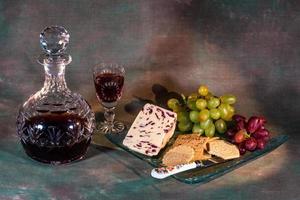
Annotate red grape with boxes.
[232,114,246,122]
[225,128,236,138]
[258,116,267,124]
[259,125,265,130]
[236,120,245,131]
[246,116,264,134]
[256,139,266,150]
[253,128,270,139]
[245,137,257,151]
[262,135,270,142]
[234,129,247,144]
[227,138,236,144]
[238,142,247,155]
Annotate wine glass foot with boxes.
[97,121,125,134]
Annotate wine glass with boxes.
[93,63,125,134]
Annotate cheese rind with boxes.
[123,104,177,156]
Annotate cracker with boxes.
[207,140,240,160]
[172,134,209,162]
[203,137,219,151]
[162,134,226,165]
[162,145,195,166]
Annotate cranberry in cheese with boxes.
[123,104,177,156]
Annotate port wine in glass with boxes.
[93,64,125,134]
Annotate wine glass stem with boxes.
[104,107,115,130]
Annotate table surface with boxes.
[0,1,299,200]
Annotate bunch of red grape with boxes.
[226,115,271,155]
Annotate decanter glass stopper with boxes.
[40,26,70,55]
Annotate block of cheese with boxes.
[123,103,177,156]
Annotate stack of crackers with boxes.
[162,133,239,167]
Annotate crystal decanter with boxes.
[16,26,95,164]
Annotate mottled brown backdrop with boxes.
[0,1,299,200]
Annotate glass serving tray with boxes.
[105,129,288,184]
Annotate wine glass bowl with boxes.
[93,63,125,134]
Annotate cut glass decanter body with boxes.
[16,26,95,164]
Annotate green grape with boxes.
[167,98,180,110]
[172,105,183,113]
[198,85,209,96]
[223,111,234,121]
[220,94,237,105]
[222,104,234,121]
[196,99,207,110]
[205,92,214,100]
[198,109,210,122]
[215,119,227,134]
[210,108,221,120]
[226,104,235,114]
[200,118,213,130]
[226,104,235,121]
[192,123,204,135]
[205,123,215,137]
[207,97,220,109]
[187,100,198,111]
[218,104,229,120]
[177,111,189,122]
[188,93,198,101]
[178,121,193,132]
[189,110,199,123]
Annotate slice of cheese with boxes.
[123,103,177,156]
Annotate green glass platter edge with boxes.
[104,129,288,184]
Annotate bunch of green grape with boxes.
[167,85,237,137]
